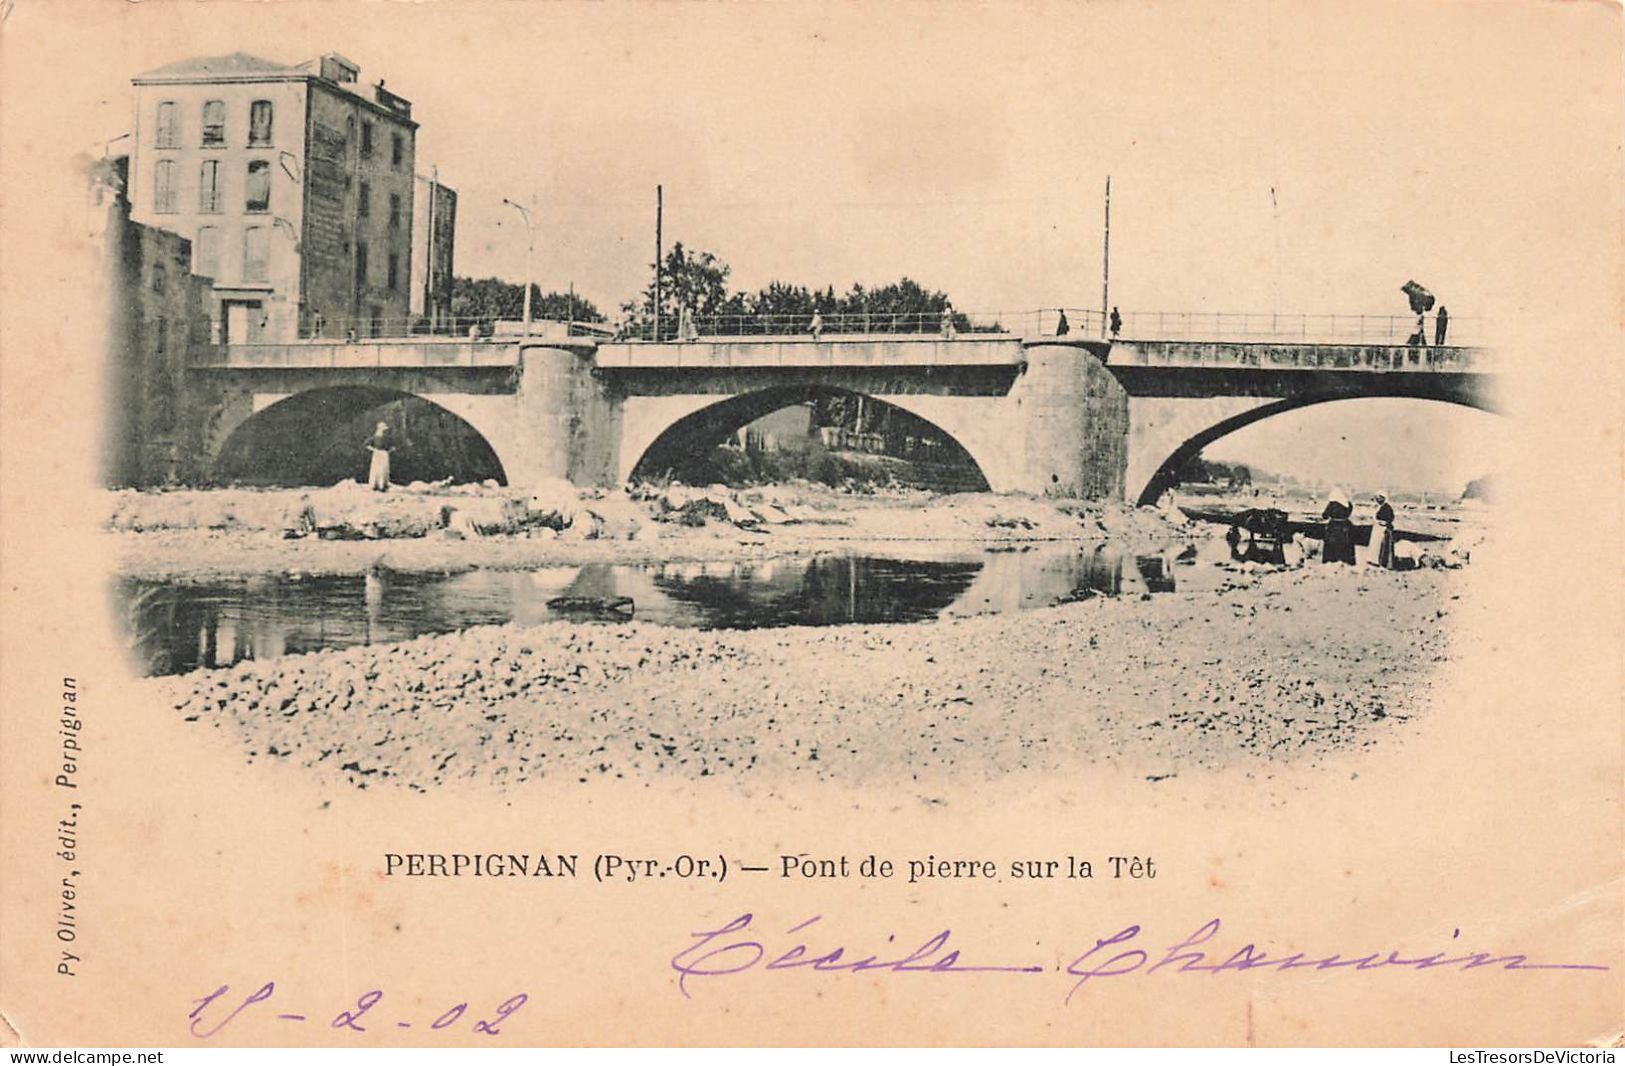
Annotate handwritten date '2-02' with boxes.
[187,983,528,1040]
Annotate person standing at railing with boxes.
[310,309,325,339]
[1110,306,1122,337]
[366,422,393,492]
[809,309,823,340]
[1055,309,1071,336]
[1434,306,1449,346]
[940,305,957,340]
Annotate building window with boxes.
[387,192,400,230]
[355,241,368,290]
[154,317,168,355]
[391,132,404,168]
[153,160,177,213]
[201,100,226,147]
[243,226,268,282]
[151,262,167,292]
[249,100,273,146]
[360,120,374,158]
[194,225,220,278]
[197,161,222,213]
[155,101,178,148]
[387,251,399,291]
[358,181,370,218]
[245,161,270,212]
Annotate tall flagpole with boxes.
[653,185,663,341]
[1100,175,1111,338]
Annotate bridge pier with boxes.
[1007,343,1128,497]
[512,343,618,489]
[883,344,1127,495]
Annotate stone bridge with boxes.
[189,334,1499,502]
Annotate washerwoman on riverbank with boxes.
[367,422,393,492]
[1321,487,1356,564]
[1373,494,1397,568]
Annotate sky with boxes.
[29,0,1622,491]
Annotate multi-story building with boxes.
[410,174,457,331]
[128,52,421,342]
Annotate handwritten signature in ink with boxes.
[670,914,1611,1004]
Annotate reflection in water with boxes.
[651,556,982,628]
[116,546,1179,677]
[1135,553,1177,594]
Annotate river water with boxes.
[116,546,1197,677]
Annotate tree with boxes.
[531,290,604,323]
[449,276,603,333]
[620,243,731,339]
[614,244,978,338]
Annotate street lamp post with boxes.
[501,197,534,337]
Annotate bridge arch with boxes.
[625,384,993,491]
[212,385,511,487]
[1131,387,1501,506]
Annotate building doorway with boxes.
[221,300,265,345]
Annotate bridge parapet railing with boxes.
[290,315,613,341]
[618,310,1030,342]
[621,309,1483,346]
[1111,339,1494,373]
[199,339,520,370]
[248,308,1489,350]
[595,335,1025,369]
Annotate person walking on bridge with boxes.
[809,308,823,340]
[1110,306,1122,337]
[1055,309,1071,336]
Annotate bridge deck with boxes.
[199,339,519,370]
[198,335,1497,377]
[1109,339,1492,374]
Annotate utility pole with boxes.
[1100,175,1111,339]
[426,165,438,331]
[654,185,663,341]
[501,197,534,336]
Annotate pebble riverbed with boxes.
[145,561,1458,792]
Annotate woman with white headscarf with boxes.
[1321,486,1356,565]
[366,421,393,492]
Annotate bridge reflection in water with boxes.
[115,546,1188,677]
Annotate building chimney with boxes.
[317,53,359,84]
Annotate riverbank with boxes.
[143,559,1460,792]
[107,483,1196,579]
